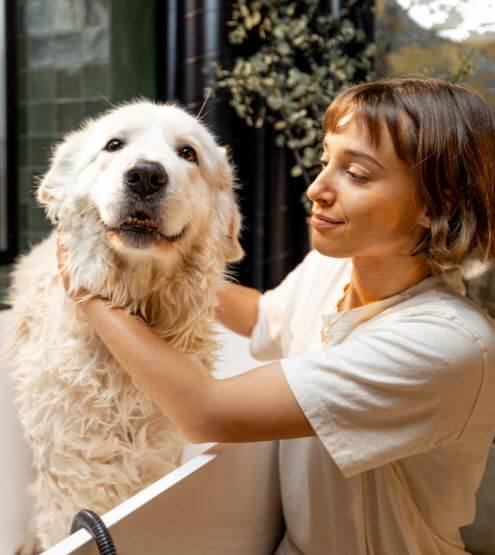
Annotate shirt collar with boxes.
[320,265,465,347]
[324,264,465,320]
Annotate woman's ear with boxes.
[416,207,431,229]
[417,187,457,229]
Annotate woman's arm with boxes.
[58,234,314,444]
[215,282,261,337]
[78,297,215,441]
[78,298,315,444]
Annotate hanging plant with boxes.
[209,0,377,213]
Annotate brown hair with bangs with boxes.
[323,77,495,271]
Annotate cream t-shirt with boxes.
[249,250,495,554]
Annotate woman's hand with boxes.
[56,228,89,302]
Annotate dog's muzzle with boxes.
[104,161,188,249]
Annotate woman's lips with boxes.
[311,214,345,229]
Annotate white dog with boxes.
[6,101,243,549]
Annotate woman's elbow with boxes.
[184,421,214,444]
[183,415,228,444]
[181,384,225,444]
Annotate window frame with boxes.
[0,0,17,264]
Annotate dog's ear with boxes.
[215,146,243,261]
[37,128,87,221]
[216,146,235,189]
[225,194,244,262]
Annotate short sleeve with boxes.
[280,313,484,478]
[249,251,317,360]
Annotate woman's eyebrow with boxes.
[343,149,385,170]
[322,141,386,171]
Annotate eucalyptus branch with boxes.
[209,0,376,202]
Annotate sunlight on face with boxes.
[306,115,430,262]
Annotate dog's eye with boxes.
[178,145,197,163]
[104,138,124,152]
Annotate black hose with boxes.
[70,509,117,555]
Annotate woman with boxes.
[58,77,495,554]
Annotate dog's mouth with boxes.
[104,211,186,247]
[121,214,160,235]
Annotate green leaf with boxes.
[267,95,283,110]
[291,165,303,177]
[213,0,376,194]
[279,42,291,56]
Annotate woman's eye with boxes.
[178,145,197,163]
[104,138,124,152]
[346,170,366,182]
[320,160,328,170]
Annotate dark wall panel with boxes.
[159,1,309,291]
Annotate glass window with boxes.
[376,0,495,110]
[0,0,7,255]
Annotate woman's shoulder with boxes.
[371,282,495,352]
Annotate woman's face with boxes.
[307,116,430,261]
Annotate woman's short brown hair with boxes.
[323,77,495,271]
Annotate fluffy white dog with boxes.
[6,101,243,549]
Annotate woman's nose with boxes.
[306,176,336,205]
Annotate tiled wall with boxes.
[17,0,112,251]
[0,266,10,306]
[1,0,156,307]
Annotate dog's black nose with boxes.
[125,162,168,199]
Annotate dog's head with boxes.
[38,101,243,294]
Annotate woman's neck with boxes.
[344,255,432,310]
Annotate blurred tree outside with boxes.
[376,0,495,107]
